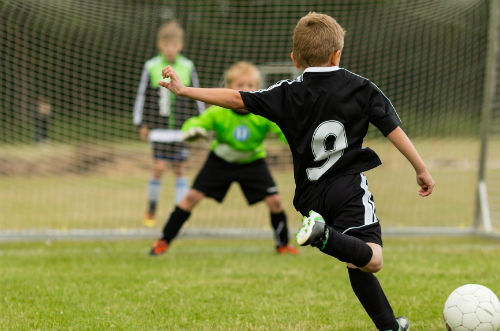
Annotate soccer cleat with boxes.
[143,213,156,227]
[295,210,327,246]
[395,316,410,331]
[149,239,169,256]
[276,245,299,255]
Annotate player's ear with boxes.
[330,50,341,66]
[290,52,301,69]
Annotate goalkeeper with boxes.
[149,61,298,256]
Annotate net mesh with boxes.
[1,0,498,237]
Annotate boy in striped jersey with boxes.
[133,20,204,227]
[149,62,297,256]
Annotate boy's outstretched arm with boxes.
[159,66,247,111]
[387,127,435,197]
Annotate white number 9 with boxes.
[306,120,348,181]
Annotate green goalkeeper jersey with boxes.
[182,105,287,164]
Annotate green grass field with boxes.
[1,237,499,331]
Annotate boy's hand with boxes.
[159,66,185,96]
[182,127,208,142]
[139,125,149,141]
[416,170,435,197]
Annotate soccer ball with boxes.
[443,284,500,331]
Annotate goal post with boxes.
[474,0,500,234]
[1,0,499,241]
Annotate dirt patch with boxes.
[0,143,293,176]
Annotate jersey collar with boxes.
[302,66,340,74]
[159,53,180,65]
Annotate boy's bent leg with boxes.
[362,242,383,273]
[348,267,400,331]
[321,227,374,268]
[144,159,167,226]
[269,210,298,255]
[150,190,204,256]
[150,205,190,256]
[297,211,373,268]
[144,177,161,227]
[264,194,297,254]
[270,210,288,247]
[163,189,204,242]
[172,161,189,204]
[161,205,191,243]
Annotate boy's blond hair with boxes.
[157,20,184,42]
[225,61,261,87]
[293,12,345,68]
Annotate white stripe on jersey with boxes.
[213,143,255,163]
[250,66,341,94]
[360,173,378,226]
[148,129,183,142]
[250,77,300,94]
[342,173,379,234]
[133,66,150,125]
[302,66,340,73]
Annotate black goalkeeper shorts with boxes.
[192,152,279,205]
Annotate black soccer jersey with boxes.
[240,66,401,211]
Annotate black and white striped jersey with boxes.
[240,66,401,211]
[133,54,204,143]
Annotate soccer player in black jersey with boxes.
[158,12,434,331]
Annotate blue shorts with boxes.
[152,142,189,161]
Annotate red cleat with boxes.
[277,245,298,255]
[149,239,169,256]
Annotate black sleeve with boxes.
[239,81,288,124]
[142,84,157,128]
[367,82,401,136]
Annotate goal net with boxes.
[1,0,499,240]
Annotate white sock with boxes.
[174,177,189,204]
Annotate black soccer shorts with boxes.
[152,142,188,161]
[308,173,383,246]
[192,152,279,204]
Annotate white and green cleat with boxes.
[295,210,327,246]
[395,316,409,331]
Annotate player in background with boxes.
[33,96,52,143]
[157,12,434,331]
[149,61,298,256]
[133,20,204,227]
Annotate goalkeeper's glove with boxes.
[182,127,208,142]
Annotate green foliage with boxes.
[0,1,490,143]
[0,237,499,330]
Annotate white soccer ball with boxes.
[443,284,500,331]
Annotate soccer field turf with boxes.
[1,237,499,330]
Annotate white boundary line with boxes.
[0,227,498,242]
